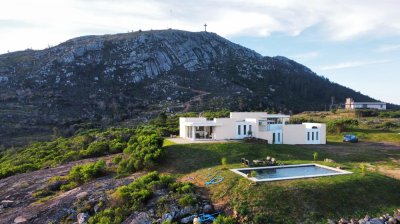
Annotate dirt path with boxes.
[176,85,210,112]
[0,154,144,224]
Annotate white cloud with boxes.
[1,0,400,53]
[318,59,390,70]
[375,44,400,53]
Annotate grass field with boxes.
[327,128,400,144]
[159,141,400,223]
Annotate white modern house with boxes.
[345,98,386,110]
[179,112,326,144]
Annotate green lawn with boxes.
[327,128,400,144]
[159,142,400,223]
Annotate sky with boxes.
[1,0,399,104]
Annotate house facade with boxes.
[179,112,326,144]
[345,98,386,110]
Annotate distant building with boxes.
[179,112,326,144]
[345,98,386,110]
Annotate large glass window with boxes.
[316,132,319,140]
[238,125,241,135]
[244,125,247,136]
[307,132,310,141]
[312,132,314,141]
[278,133,280,142]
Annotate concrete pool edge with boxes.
[230,163,353,182]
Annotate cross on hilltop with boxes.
[204,24,207,32]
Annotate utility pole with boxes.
[204,23,207,32]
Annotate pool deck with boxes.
[230,164,353,182]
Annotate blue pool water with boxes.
[237,165,342,180]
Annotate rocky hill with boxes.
[0,29,384,146]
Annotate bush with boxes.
[112,155,123,165]
[355,109,379,117]
[67,160,106,184]
[91,172,194,224]
[116,131,165,176]
[80,141,110,157]
[0,128,135,179]
[379,110,400,118]
[213,215,235,224]
[111,171,160,209]
[380,121,399,130]
[221,157,228,166]
[313,152,319,161]
[327,118,358,133]
[178,194,196,207]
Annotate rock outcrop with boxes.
[0,29,381,147]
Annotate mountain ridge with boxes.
[0,29,393,146]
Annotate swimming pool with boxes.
[230,164,352,182]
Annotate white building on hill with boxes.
[345,98,386,110]
[179,112,326,144]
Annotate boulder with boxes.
[14,216,27,223]
[388,217,397,224]
[369,218,384,224]
[129,212,152,224]
[358,220,367,224]
[76,192,89,200]
[94,204,101,213]
[77,212,90,224]
[203,204,213,214]
[161,213,173,223]
[179,205,195,217]
[1,200,14,208]
[180,215,195,224]
[350,218,359,224]
[170,206,180,219]
[339,218,349,224]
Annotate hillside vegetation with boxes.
[3,29,396,148]
[161,142,400,223]
[0,126,165,179]
[292,109,400,144]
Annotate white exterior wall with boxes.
[283,123,326,145]
[179,113,326,144]
[353,103,386,110]
[212,118,237,139]
[345,98,386,110]
[179,117,208,139]
[282,125,307,144]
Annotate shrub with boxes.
[116,132,165,176]
[67,160,106,184]
[327,118,358,133]
[178,194,196,207]
[213,215,235,224]
[360,163,367,175]
[379,110,400,118]
[313,152,319,161]
[221,157,228,166]
[109,141,126,153]
[80,141,110,157]
[112,155,123,165]
[0,128,135,180]
[381,121,399,130]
